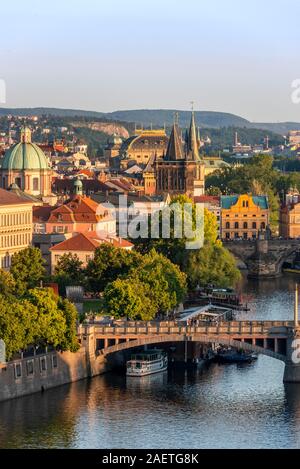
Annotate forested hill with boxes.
[0,107,299,134]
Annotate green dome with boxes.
[1,142,49,170]
[1,127,49,171]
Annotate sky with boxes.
[1,0,300,122]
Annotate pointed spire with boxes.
[186,110,200,161]
[165,123,184,161]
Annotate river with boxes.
[1,274,300,449]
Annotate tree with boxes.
[104,278,156,320]
[0,270,15,297]
[26,288,67,348]
[86,244,142,292]
[132,249,187,314]
[187,243,241,289]
[57,298,80,352]
[10,247,46,296]
[0,295,38,360]
[54,253,84,282]
[53,253,85,295]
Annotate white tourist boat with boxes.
[126,350,168,377]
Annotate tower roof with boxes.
[186,111,200,161]
[164,123,183,161]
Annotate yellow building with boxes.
[0,188,33,269]
[221,194,269,240]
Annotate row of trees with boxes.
[54,247,187,320]
[0,248,79,360]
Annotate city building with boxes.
[155,112,205,198]
[279,189,300,238]
[220,194,269,240]
[194,195,221,235]
[289,130,300,146]
[0,188,34,269]
[120,129,169,169]
[0,127,53,197]
[33,179,116,236]
[49,231,133,273]
[104,134,123,168]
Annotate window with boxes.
[242,200,249,208]
[234,222,239,229]
[15,177,22,188]
[52,355,58,369]
[33,178,39,191]
[26,360,34,376]
[225,232,230,239]
[14,363,22,379]
[234,232,239,238]
[252,222,257,229]
[243,233,248,239]
[243,222,248,229]
[226,222,230,229]
[40,357,47,372]
[261,222,266,229]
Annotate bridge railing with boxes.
[82,320,292,338]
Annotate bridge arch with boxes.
[98,335,286,363]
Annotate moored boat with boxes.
[216,349,258,364]
[126,350,168,377]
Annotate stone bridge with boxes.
[78,319,300,383]
[224,238,300,278]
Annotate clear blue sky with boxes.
[1,0,300,121]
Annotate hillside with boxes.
[0,107,299,135]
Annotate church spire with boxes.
[186,109,200,161]
[165,121,183,161]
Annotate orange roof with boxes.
[0,188,34,206]
[47,195,112,224]
[50,232,133,252]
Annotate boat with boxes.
[216,349,258,364]
[126,349,168,377]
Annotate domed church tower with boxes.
[0,127,53,197]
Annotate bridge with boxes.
[79,315,300,383]
[224,238,300,278]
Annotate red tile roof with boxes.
[0,188,34,206]
[50,231,133,252]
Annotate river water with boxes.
[1,274,300,449]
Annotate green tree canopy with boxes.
[85,244,142,292]
[132,249,187,314]
[10,247,46,296]
[0,269,16,297]
[104,278,156,320]
[187,243,241,289]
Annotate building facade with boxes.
[155,112,205,198]
[0,189,33,269]
[221,194,269,240]
[279,190,300,238]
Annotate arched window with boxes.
[226,222,230,229]
[243,222,248,229]
[234,222,239,229]
[252,222,257,229]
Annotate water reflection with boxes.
[0,274,300,448]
